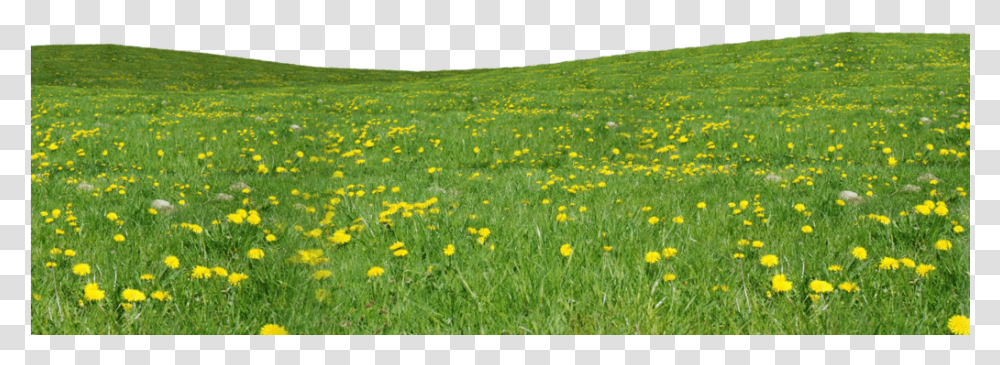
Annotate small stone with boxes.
[838,191,864,205]
[939,91,945,95]
[885,109,893,114]
[764,174,782,183]
[472,97,478,101]
[917,173,940,183]
[570,113,580,118]
[76,183,94,191]
[289,124,302,132]
[151,199,178,214]
[606,121,618,129]
[814,62,821,66]
[958,109,967,114]
[317,99,323,103]
[902,184,921,193]
[920,117,931,123]
[949,114,959,119]
[628,95,634,99]
[784,93,790,97]
[255,116,263,121]
[294,203,307,210]
[229,182,252,191]
[214,193,234,201]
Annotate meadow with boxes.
[29,32,970,335]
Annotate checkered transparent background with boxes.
[3,0,997,364]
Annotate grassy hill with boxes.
[30,32,971,335]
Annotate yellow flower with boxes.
[838,282,858,293]
[393,249,409,257]
[141,274,155,281]
[899,258,916,268]
[663,273,676,282]
[878,257,900,270]
[852,247,867,260]
[760,255,779,268]
[733,253,745,259]
[948,315,970,335]
[247,248,265,260]
[72,263,91,276]
[64,249,76,257]
[560,244,573,257]
[106,212,118,221]
[556,213,568,222]
[150,291,172,301]
[828,265,842,272]
[45,262,57,268]
[916,264,936,277]
[367,266,385,278]
[751,240,764,248]
[190,266,212,279]
[648,216,660,225]
[328,229,351,244]
[226,214,244,224]
[121,289,146,302]
[211,267,228,277]
[801,225,813,234]
[83,283,105,301]
[389,242,405,251]
[602,246,613,252]
[672,216,683,224]
[644,251,662,264]
[260,324,289,335]
[809,280,834,293]
[793,204,805,212]
[696,202,706,209]
[113,234,125,242]
[312,270,333,280]
[265,234,277,242]
[228,273,248,286]
[247,214,261,225]
[935,239,952,251]
[771,274,792,293]
[443,244,455,256]
[164,255,180,269]
[661,247,678,259]
[954,225,965,233]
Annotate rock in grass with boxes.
[920,117,932,124]
[229,182,251,191]
[289,124,303,132]
[764,174,782,183]
[151,199,177,214]
[902,184,922,193]
[214,193,234,201]
[76,183,94,191]
[838,191,864,205]
[606,121,618,129]
[917,173,940,183]
[570,113,580,118]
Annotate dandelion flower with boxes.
[852,247,867,260]
[760,255,779,268]
[106,212,118,221]
[444,244,455,256]
[63,249,76,257]
[260,324,289,335]
[809,280,834,293]
[211,267,228,277]
[672,216,684,224]
[141,274,155,281]
[752,240,764,248]
[733,253,745,259]
[164,255,180,269]
[828,265,843,272]
[644,251,662,264]
[393,249,409,257]
[247,214,261,225]
[83,283,105,301]
[190,266,212,279]
[228,273,248,286]
[556,213,568,222]
[602,246,613,252]
[953,226,965,234]
[935,240,952,251]
[662,247,678,259]
[389,242,405,251]
[948,315,971,335]
[367,266,385,278]
[121,289,146,302]
[916,264,936,277]
[794,204,805,212]
[663,274,676,282]
[899,258,916,268]
[312,270,333,280]
[801,225,813,234]
[648,216,660,225]
[771,274,793,293]
[838,282,858,293]
[878,257,900,270]
[226,214,244,224]
[150,291,172,301]
[265,234,277,242]
[696,202,706,209]
[560,244,573,257]
[72,263,91,276]
[247,248,265,260]
[113,234,125,242]
[328,229,351,244]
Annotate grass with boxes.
[30,32,970,335]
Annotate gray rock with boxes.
[605,121,618,129]
[764,174,782,183]
[214,193,234,201]
[76,183,94,191]
[902,184,921,193]
[151,199,177,214]
[289,124,303,132]
[839,191,864,205]
[229,182,251,191]
[917,173,940,183]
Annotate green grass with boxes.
[30,32,970,335]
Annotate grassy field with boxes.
[30,32,970,335]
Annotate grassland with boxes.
[30,32,970,335]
